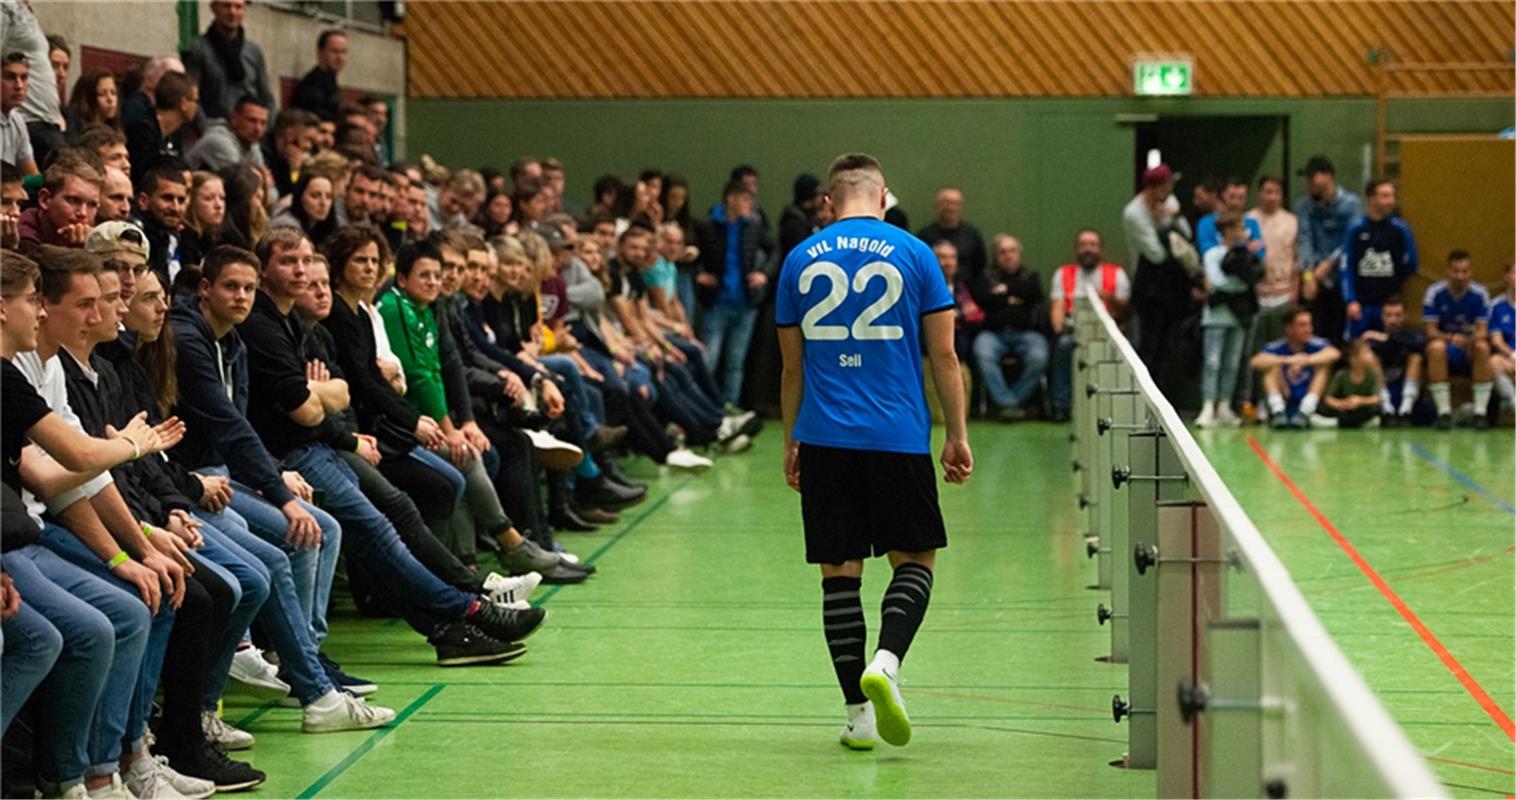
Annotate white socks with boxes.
[1495,372,1516,406]
[1474,382,1492,413]
[1298,394,1319,416]
[871,649,901,677]
[1400,379,1419,414]
[1432,383,1452,416]
[1380,388,1395,414]
[1267,393,1286,416]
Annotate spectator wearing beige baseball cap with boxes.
[85,219,149,302]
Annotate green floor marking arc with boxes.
[297,684,446,799]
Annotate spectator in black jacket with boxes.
[918,186,988,285]
[970,234,1048,422]
[180,0,274,121]
[290,30,347,123]
[131,162,188,290]
[122,71,195,178]
[778,173,823,262]
[54,262,259,789]
[695,181,775,407]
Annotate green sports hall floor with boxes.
[219,423,1514,798]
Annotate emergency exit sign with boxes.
[1134,59,1193,96]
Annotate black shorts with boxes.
[798,443,947,565]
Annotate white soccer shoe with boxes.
[839,702,877,751]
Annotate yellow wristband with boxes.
[1302,271,1315,282]
[141,523,153,539]
[108,551,130,569]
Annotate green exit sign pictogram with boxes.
[1134,59,1193,96]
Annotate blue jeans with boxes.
[201,465,342,645]
[1,593,62,733]
[676,270,696,327]
[36,526,172,772]
[1202,325,1245,404]
[192,507,335,705]
[3,543,134,789]
[409,447,466,504]
[1050,331,1077,414]
[973,329,1049,409]
[192,520,271,707]
[540,353,603,433]
[283,444,474,635]
[696,304,758,406]
[25,528,158,779]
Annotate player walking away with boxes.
[776,153,973,750]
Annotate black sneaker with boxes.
[470,602,549,643]
[318,652,378,695]
[430,621,525,667]
[575,475,645,511]
[1473,413,1491,431]
[173,740,267,792]
[1435,413,1454,430]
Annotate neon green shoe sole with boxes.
[839,732,876,751]
[859,673,911,746]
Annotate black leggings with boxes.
[156,557,234,759]
[476,418,546,542]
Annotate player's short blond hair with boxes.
[825,153,885,204]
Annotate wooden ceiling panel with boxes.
[403,1,1516,99]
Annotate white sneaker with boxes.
[1194,404,1217,429]
[716,416,743,442]
[483,571,541,609]
[302,690,397,733]
[84,774,134,799]
[1216,405,1241,428]
[839,702,876,750]
[202,709,255,750]
[229,647,291,698]
[664,448,712,473]
[1308,413,1338,429]
[717,433,752,454]
[522,428,583,470]
[124,755,195,799]
[151,759,213,800]
[859,656,911,746]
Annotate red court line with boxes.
[1246,437,1516,742]
[1423,755,1516,777]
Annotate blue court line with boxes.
[1410,443,1516,515]
[297,683,445,798]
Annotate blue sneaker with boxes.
[318,652,377,696]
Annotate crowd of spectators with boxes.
[0,4,782,796]
[1,3,1512,796]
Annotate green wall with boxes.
[407,97,1512,276]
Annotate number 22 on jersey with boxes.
[798,261,904,341]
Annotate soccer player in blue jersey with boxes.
[1341,179,1418,341]
[776,153,972,751]
[1489,260,1514,412]
[1250,306,1340,428]
[1423,249,1492,430]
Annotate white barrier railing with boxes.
[1072,286,1445,798]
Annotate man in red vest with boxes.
[1049,229,1131,421]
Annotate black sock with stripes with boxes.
[821,576,868,705]
[877,562,933,663]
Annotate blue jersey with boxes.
[776,216,954,455]
[1489,294,1515,345]
[1263,336,1333,395]
[1421,280,1490,334]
